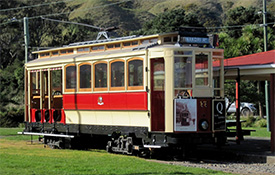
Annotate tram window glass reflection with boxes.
[80,64,91,89]
[65,65,76,90]
[31,72,40,95]
[111,61,124,87]
[195,53,209,86]
[95,63,107,88]
[52,70,62,94]
[174,57,192,88]
[213,58,221,88]
[128,59,143,87]
[153,61,165,91]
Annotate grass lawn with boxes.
[0,127,24,136]
[227,126,271,138]
[0,128,232,175]
[243,127,271,138]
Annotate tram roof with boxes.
[32,33,168,54]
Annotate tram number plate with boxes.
[213,100,226,131]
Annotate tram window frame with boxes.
[31,71,40,96]
[127,58,144,90]
[77,47,90,53]
[213,55,223,97]
[52,51,59,56]
[78,63,92,92]
[65,64,77,92]
[195,53,210,87]
[60,49,74,55]
[94,61,108,91]
[92,45,105,52]
[174,56,193,89]
[123,41,139,48]
[40,52,50,58]
[110,59,125,91]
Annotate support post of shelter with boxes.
[270,74,275,153]
[236,69,242,144]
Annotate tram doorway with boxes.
[150,58,165,131]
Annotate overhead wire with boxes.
[0,0,74,12]
[0,0,133,26]
[40,17,102,30]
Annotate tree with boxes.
[131,9,203,35]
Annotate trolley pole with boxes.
[262,0,270,130]
[23,17,29,122]
[23,17,29,63]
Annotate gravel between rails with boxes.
[148,159,275,175]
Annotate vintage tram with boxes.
[20,28,226,156]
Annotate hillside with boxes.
[66,0,265,32]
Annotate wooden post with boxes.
[270,74,275,153]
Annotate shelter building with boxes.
[224,50,275,152]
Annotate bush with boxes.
[0,107,24,127]
[254,118,267,127]
[241,116,255,127]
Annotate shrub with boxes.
[254,118,267,127]
[241,116,255,127]
[0,107,24,127]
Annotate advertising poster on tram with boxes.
[174,99,197,131]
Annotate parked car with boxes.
[225,98,257,116]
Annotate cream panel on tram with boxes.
[65,110,149,127]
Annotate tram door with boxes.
[150,58,165,131]
[51,69,63,122]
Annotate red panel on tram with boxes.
[63,92,147,111]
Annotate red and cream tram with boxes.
[20,28,226,155]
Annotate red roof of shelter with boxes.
[224,50,275,67]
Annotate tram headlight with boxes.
[200,120,209,130]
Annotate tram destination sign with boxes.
[180,36,209,45]
[213,100,226,131]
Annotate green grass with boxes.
[0,138,232,175]
[0,127,39,141]
[228,126,271,138]
[243,127,271,138]
[0,127,24,136]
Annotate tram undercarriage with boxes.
[21,122,227,158]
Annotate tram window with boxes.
[128,59,143,89]
[195,53,209,86]
[164,37,172,43]
[61,49,73,55]
[52,70,62,94]
[123,42,131,47]
[92,46,104,51]
[174,57,192,88]
[77,47,89,53]
[107,44,114,49]
[79,64,91,89]
[213,58,221,88]
[40,52,50,58]
[153,61,165,91]
[174,51,192,55]
[67,49,73,54]
[115,43,120,48]
[132,41,138,46]
[31,72,40,95]
[94,63,107,90]
[65,65,76,91]
[52,51,59,56]
[110,61,124,89]
[43,71,48,95]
